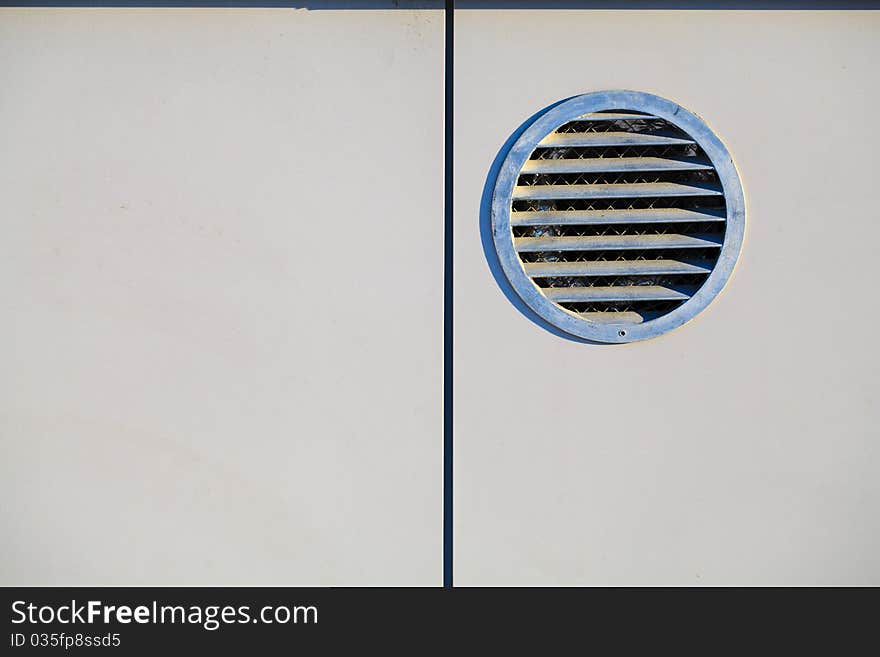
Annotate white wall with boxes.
[454,9,880,585]
[3,5,878,588]
[0,6,444,585]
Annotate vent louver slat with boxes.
[521,156,714,174]
[513,182,723,201]
[574,112,657,121]
[514,234,723,252]
[537,132,696,148]
[524,259,714,277]
[490,91,745,342]
[509,207,726,226]
[577,311,665,325]
[544,285,696,303]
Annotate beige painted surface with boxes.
[454,10,880,585]
[0,7,444,585]
[4,6,878,588]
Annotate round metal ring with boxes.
[490,90,746,343]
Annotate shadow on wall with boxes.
[478,97,610,346]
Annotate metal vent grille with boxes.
[491,92,745,343]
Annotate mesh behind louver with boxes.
[511,110,727,327]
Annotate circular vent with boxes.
[491,91,745,343]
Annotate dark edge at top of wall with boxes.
[2,1,880,10]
